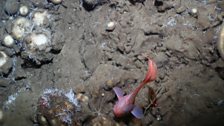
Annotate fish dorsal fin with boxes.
[131,106,144,119]
[113,87,124,98]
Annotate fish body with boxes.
[113,59,157,119]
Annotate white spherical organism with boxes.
[0,51,8,68]
[12,17,31,40]
[189,8,198,17]
[106,21,116,31]
[25,32,51,51]
[32,10,49,26]
[19,5,29,16]
[191,8,197,14]
[3,35,14,47]
[49,0,62,4]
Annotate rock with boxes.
[37,89,81,126]
[197,7,211,30]
[165,35,183,52]
[87,64,141,90]
[30,0,47,8]
[215,67,224,80]
[0,77,11,87]
[154,52,168,68]
[4,0,19,15]
[83,45,102,72]
[175,6,186,14]
[0,51,12,75]
[217,0,224,11]
[83,0,98,6]
[90,116,115,126]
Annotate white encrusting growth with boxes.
[32,10,50,26]
[25,32,51,51]
[0,51,8,67]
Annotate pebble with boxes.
[0,51,13,75]
[37,115,48,126]
[0,77,11,87]
[4,0,19,15]
[175,6,186,14]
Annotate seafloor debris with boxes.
[36,89,80,126]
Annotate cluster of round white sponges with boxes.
[9,8,52,51]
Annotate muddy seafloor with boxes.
[0,0,224,126]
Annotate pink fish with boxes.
[113,58,157,119]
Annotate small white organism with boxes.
[12,17,32,40]
[3,35,14,47]
[106,21,116,31]
[189,8,198,18]
[19,5,29,16]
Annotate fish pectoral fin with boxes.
[125,104,134,112]
[131,106,144,119]
[113,87,124,98]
